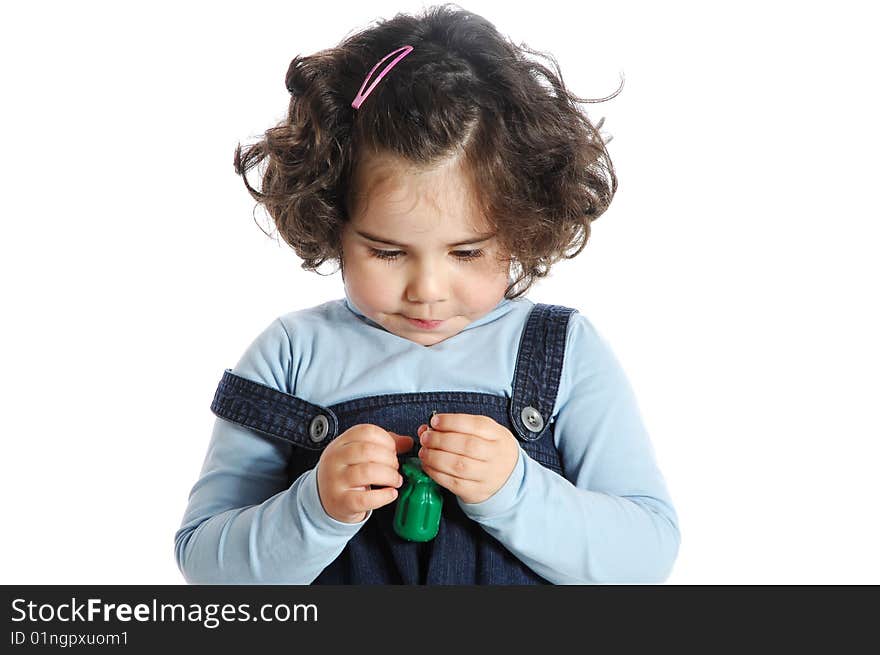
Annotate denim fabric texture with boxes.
[210,303,577,584]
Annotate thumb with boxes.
[388,431,415,453]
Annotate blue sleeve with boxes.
[173,318,369,584]
[459,313,681,583]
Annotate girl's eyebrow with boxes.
[355,229,496,248]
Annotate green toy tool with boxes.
[393,457,443,542]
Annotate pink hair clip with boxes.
[351,45,414,110]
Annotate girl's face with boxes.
[340,152,511,347]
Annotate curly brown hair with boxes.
[233,3,621,299]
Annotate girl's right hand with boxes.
[316,424,414,524]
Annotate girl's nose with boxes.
[406,261,448,305]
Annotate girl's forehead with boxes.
[351,153,487,230]
[354,201,491,243]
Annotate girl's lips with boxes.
[404,316,445,330]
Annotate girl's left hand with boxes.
[417,413,520,505]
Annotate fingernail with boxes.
[421,430,430,444]
[431,415,439,427]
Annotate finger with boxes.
[429,413,497,440]
[338,441,400,468]
[421,462,480,498]
[340,426,399,449]
[347,486,399,512]
[420,429,490,461]
[388,432,415,454]
[344,462,404,490]
[419,446,481,481]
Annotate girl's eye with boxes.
[453,249,484,261]
[368,248,484,262]
[369,249,404,261]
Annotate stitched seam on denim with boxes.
[215,411,299,443]
[540,307,576,422]
[210,405,308,447]
[222,419,325,450]
[210,397,314,441]
[218,370,323,418]
[215,393,316,422]
[514,304,556,440]
[213,389,315,423]
[211,371,335,448]
[510,305,577,444]
[329,391,507,414]
[523,451,562,473]
[509,305,535,405]
[510,304,544,438]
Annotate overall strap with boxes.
[509,303,578,442]
[210,369,338,450]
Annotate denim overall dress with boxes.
[210,303,577,584]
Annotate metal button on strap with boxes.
[521,406,544,433]
[309,415,329,443]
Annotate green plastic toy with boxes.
[393,457,443,542]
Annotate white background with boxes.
[2,0,878,584]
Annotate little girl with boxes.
[175,4,680,584]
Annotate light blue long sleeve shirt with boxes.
[175,292,680,584]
